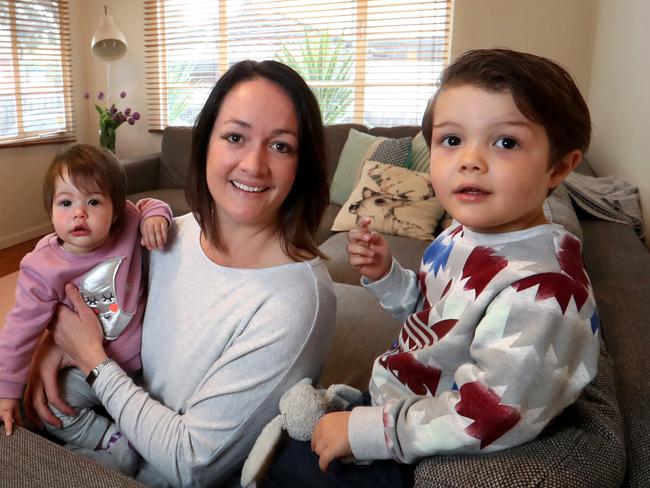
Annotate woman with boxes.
[27,60,336,487]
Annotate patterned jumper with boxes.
[348,223,599,463]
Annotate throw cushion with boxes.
[331,160,445,240]
[407,131,430,173]
[329,129,412,205]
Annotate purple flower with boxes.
[84,92,90,99]
[132,112,140,120]
[120,91,127,99]
[98,91,105,101]
[127,117,135,125]
[124,108,131,116]
[109,105,118,115]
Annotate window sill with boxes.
[0,135,77,149]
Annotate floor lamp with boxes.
[91,5,128,102]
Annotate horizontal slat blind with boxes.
[0,0,76,147]
[145,0,450,130]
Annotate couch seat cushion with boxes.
[319,283,401,390]
[320,232,430,285]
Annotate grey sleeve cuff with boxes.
[348,406,392,461]
[92,360,127,395]
[361,258,419,321]
[362,258,409,299]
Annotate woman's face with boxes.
[206,77,299,234]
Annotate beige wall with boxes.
[588,0,650,248]
[0,0,91,248]
[451,0,598,96]
[1,0,648,250]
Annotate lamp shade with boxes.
[91,10,127,61]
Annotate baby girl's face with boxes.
[51,167,114,254]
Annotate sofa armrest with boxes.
[0,425,146,486]
[580,218,650,487]
[121,153,161,195]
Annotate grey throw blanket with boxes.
[564,172,645,239]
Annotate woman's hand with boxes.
[24,333,76,429]
[49,283,108,376]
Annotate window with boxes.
[0,0,75,147]
[145,0,451,130]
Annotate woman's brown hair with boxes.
[186,60,329,260]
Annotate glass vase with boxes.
[99,126,116,153]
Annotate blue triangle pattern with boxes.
[422,238,454,276]
[590,311,600,335]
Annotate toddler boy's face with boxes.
[428,84,568,234]
[51,167,114,254]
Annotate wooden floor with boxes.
[0,236,42,277]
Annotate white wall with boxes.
[588,0,650,248]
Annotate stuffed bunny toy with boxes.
[240,378,363,487]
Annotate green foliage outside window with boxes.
[277,27,354,124]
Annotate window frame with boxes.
[0,0,76,148]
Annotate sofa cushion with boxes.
[407,131,430,173]
[319,283,401,390]
[544,182,583,241]
[320,231,430,285]
[330,129,413,205]
[314,203,341,246]
[324,123,368,183]
[580,219,650,485]
[332,160,445,240]
[159,126,193,189]
[128,189,190,217]
[414,340,626,488]
[1,426,147,487]
[367,125,421,139]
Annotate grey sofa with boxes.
[107,126,650,486]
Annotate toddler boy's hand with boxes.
[141,216,168,250]
[347,217,392,282]
[0,397,22,436]
[312,411,353,472]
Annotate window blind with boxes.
[144,0,451,130]
[0,0,75,147]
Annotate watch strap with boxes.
[85,358,113,386]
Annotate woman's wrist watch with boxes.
[85,358,113,386]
